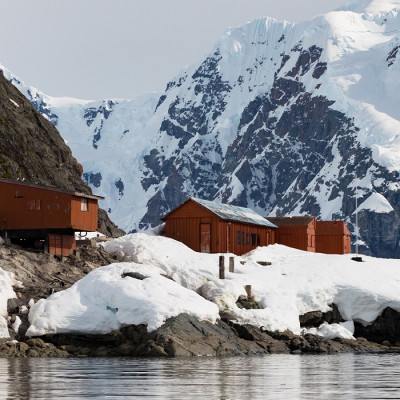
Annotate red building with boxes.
[163,197,277,256]
[266,216,316,252]
[0,178,104,256]
[315,221,351,254]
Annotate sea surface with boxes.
[1,353,400,399]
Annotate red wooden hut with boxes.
[162,197,277,256]
[0,178,104,256]
[265,216,316,252]
[315,221,351,254]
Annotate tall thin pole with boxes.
[355,175,359,255]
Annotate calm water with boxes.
[1,353,400,399]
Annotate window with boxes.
[81,198,88,212]
[27,199,41,211]
[237,231,261,246]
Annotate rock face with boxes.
[3,3,400,257]
[98,209,125,238]
[354,307,400,345]
[0,72,87,192]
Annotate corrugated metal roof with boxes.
[266,216,315,226]
[0,178,104,200]
[191,197,278,228]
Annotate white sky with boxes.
[0,0,347,100]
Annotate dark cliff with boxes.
[0,71,88,192]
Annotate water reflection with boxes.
[0,354,400,399]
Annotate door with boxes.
[48,234,62,256]
[200,223,211,253]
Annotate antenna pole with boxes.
[355,175,359,255]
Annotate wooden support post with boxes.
[245,285,252,298]
[229,256,235,273]
[219,255,225,279]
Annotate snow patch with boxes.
[0,268,18,338]
[355,192,394,213]
[9,99,19,108]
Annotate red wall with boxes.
[71,197,98,232]
[0,180,98,232]
[315,221,351,254]
[275,224,316,252]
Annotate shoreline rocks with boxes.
[0,313,396,358]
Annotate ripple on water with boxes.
[1,353,400,399]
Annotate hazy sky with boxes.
[0,0,347,100]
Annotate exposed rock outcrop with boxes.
[0,71,87,193]
[300,304,344,328]
[98,208,125,238]
[5,313,387,358]
[354,307,400,345]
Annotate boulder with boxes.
[299,304,344,328]
[354,307,400,344]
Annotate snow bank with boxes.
[303,321,356,340]
[101,233,242,291]
[27,234,400,340]
[0,268,18,338]
[26,262,219,336]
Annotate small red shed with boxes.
[266,216,316,252]
[162,197,277,256]
[0,178,104,256]
[315,221,351,254]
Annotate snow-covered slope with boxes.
[27,233,400,339]
[2,0,400,257]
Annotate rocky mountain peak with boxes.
[2,2,400,257]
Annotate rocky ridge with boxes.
[0,72,87,192]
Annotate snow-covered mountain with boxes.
[2,0,400,258]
